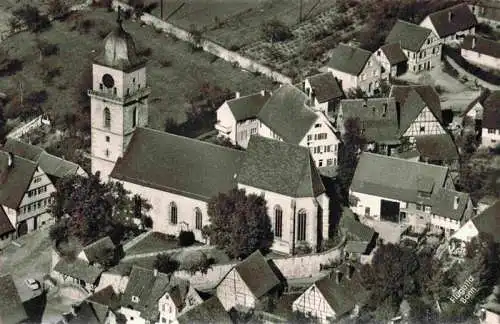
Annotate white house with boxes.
[350,153,473,236]
[420,3,477,45]
[470,0,500,26]
[386,20,441,73]
[325,44,382,96]
[0,150,56,247]
[91,18,332,255]
[479,90,500,148]
[303,72,345,115]
[216,250,281,312]
[292,265,369,323]
[462,35,500,70]
[374,43,408,79]
[452,199,500,244]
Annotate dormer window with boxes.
[132,296,140,303]
[418,191,431,198]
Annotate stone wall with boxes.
[111,1,292,84]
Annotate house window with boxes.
[132,296,140,303]
[420,126,425,132]
[307,134,312,141]
[416,204,423,211]
[274,206,283,238]
[488,129,496,134]
[297,210,307,241]
[169,202,177,224]
[324,145,332,152]
[99,83,103,90]
[327,159,333,166]
[132,107,137,128]
[315,123,321,128]
[365,207,370,216]
[318,159,323,167]
[424,206,431,213]
[105,136,110,142]
[113,87,117,96]
[195,208,202,230]
[104,108,111,128]
[162,318,166,323]
[250,128,257,135]
[34,176,41,184]
[105,149,109,157]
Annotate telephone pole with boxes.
[299,0,303,23]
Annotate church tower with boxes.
[89,9,150,181]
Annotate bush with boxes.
[137,47,152,57]
[295,242,313,255]
[178,230,195,247]
[48,0,70,20]
[38,41,59,57]
[12,5,51,33]
[154,253,179,274]
[78,19,94,34]
[159,59,171,67]
[49,222,68,243]
[229,44,241,51]
[181,251,215,274]
[261,19,293,42]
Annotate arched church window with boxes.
[297,209,307,241]
[104,108,111,128]
[170,202,178,225]
[132,107,137,128]
[195,208,202,230]
[274,205,283,238]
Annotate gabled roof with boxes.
[379,43,408,65]
[54,258,104,284]
[0,206,14,236]
[415,134,459,161]
[425,3,477,38]
[0,151,37,209]
[257,84,317,144]
[386,20,432,52]
[232,250,280,299]
[67,302,101,324]
[3,139,85,178]
[339,98,400,143]
[306,72,345,103]
[472,200,500,243]
[238,136,325,198]
[351,153,449,204]
[0,274,28,324]
[340,207,375,242]
[177,297,232,324]
[462,88,491,117]
[481,90,500,129]
[110,128,244,202]
[226,91,271,122]
[86,286,120,311]
[82,236,116,264]
[326,44,373,76]
[430,188,470,222]
[462,35,500,59]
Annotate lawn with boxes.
[125,231,179,255]
[0,7,275,131]
[151,0,337,48]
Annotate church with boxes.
[89,13,331,255]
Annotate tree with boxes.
[12,5,51,33]
[207,189,273,259]
[48,173,151,245]
[337,118,366,201]
[48,0,69,20]
[346,87,366,99]
[154,253,179,274]
[261,19,293,43]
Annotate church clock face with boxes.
[102,74,115,88]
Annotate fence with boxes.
[111,1,292,84]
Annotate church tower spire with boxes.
[89,7,150,181]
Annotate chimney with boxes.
[448,11,453,22]
[347,264,355,280]
[383,103,388,116]
[335,269,343,284]
[235,91,240,99]
[453,196,460,210]
[7,152,13,168]
[153,268,158,277]
[472,36,476,49]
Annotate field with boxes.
[0,7,275,131]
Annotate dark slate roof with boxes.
[238,136,325,198]
[345,241,370,253]
[481,90,500,129]
[121,266,188,321]
[177,297,232,324]
[226,91,271,122]
[462,88,491,117]
[67,302,101,324]
[462,35,500,59]
[4,139,84,178]
[339,98,400,143]
[426,3,477,38]
[306,72,345,103]
[110,128,244,201]
[415,134,459,161]
[390,85,443,133]
[326,44,373,76]
[54,258,104,284]
[233,250,280,299]
[386,20,432,52]
[0,274,28,324]
[472,200,500,243]
[86,286,120,321]
[430,188,470,221]
[83,237,116,265]
[257,84,317,144]
[0,206,14,236]
[379,43,408,65]
[351,153,449,204]
[0,151,37,209]
[340,207,375,242]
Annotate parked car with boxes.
[25,278,40,291]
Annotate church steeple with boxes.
[88,8,150,181]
